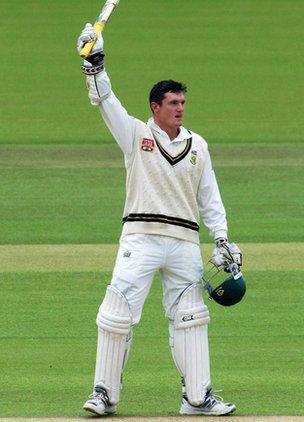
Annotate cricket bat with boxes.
[79,0,120,59]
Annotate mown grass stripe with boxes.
[0,243,302,273]
[0,144,303,169]
[0,418,303,422]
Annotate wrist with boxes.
[81,52,105,75]
[86,51,104,66]
[215,237,228,247]
[81,62,104,75]
[214,229,228,242]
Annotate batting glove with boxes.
[211,237,242,269]
[77,23,105,75]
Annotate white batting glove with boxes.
[77,23,105,75]
[211,238,242,269]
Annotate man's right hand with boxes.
[77,23,105,75]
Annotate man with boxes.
[77,23,242,417]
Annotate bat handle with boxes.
[79,21,106,59]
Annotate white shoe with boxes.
[179,388,236,416]
[83,383,117,416]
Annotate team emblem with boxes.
[215,287,225,297]
[141,138,155,152]
[190,150,197,165]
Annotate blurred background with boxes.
[1,0,304,144]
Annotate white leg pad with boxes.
[94,285,132,405]
[170,283,211,406]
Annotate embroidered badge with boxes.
[141,138,155,152]
[190,150,197,165]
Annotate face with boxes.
[151,91,185,132]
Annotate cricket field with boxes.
[0,0,303,418]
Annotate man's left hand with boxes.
[211,238,242,268]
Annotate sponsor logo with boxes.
[123,250,131,258]
[182,314,194,322]
[141,138,155,152]
[190,150,197,165]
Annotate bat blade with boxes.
[97,0,120,22]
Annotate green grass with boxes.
[0,143,303,244]
[0,142,303,416]
[1,0,304,417]
[1,243,302,273]
[1,0,304,143]
[0,270,303,416]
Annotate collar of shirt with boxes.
[147,117,191,145]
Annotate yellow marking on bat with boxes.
[79,21,106,59]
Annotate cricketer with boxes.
[77,22,242,417]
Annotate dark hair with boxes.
[149,80,187,105]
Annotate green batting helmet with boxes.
[202,263,246,306]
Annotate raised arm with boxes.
[77,23,135,156]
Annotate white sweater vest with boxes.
[121,119,208,244]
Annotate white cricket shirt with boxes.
[90,71,228,243]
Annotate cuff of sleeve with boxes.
[213,229,228,241]
[86,69,112,105]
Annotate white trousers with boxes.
[94,233,211,405]
[110,233,204,323]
